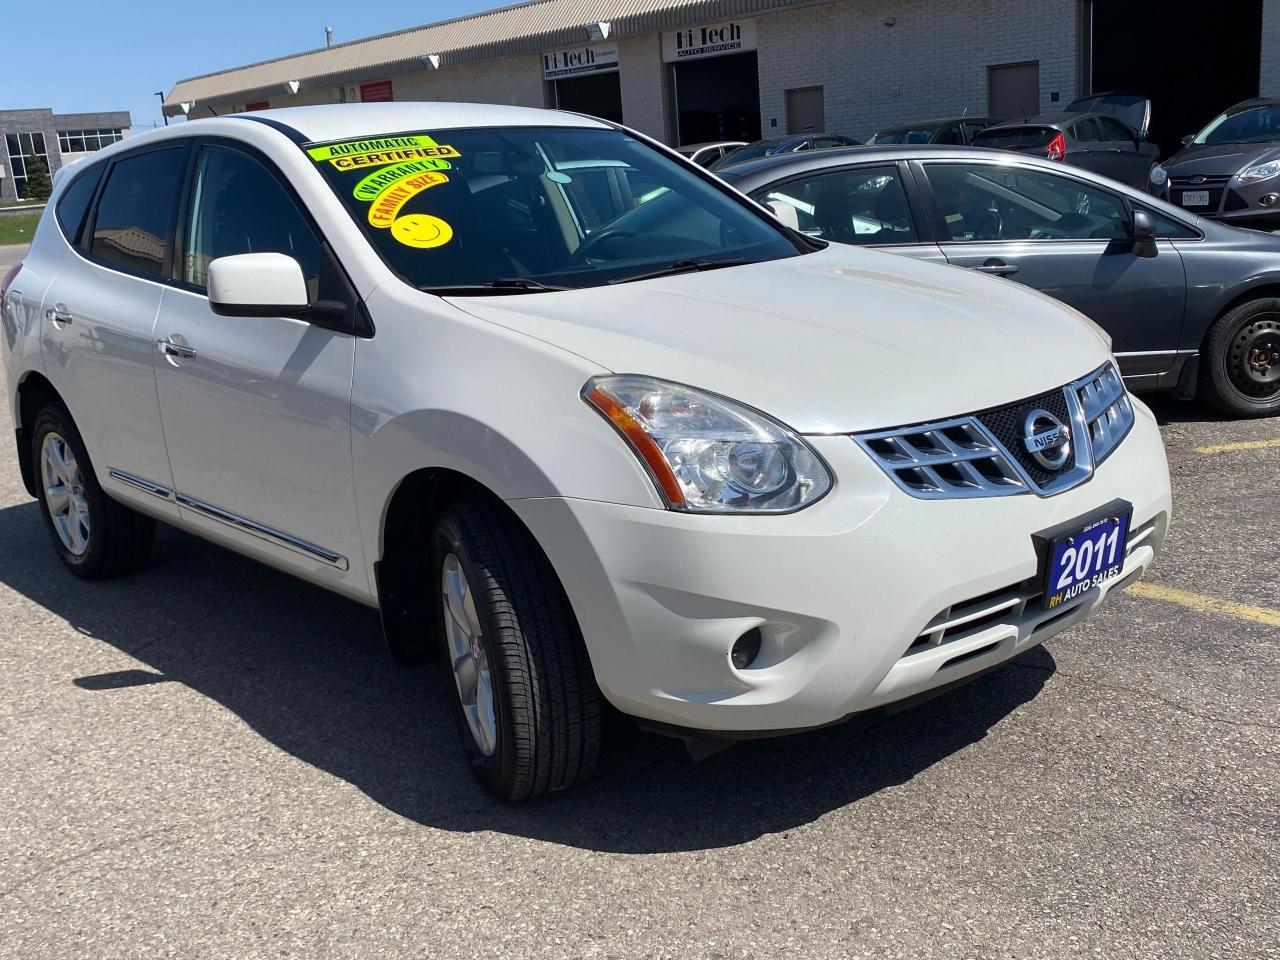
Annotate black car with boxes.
[868,117,995,146]
[1154,97,1280,230]
[974,112,1161,190]
[711,134,861,170]
[720,145,1280,417]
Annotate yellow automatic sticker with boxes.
[353,159,452,201]
[308,135,455,161]
[390,214,453,249]
[368,172,450,228]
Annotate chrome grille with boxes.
[1075,363,1134,465]
[856,363,1133,500]
[855,417,1026,499]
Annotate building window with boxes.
[56,128,125,155]
[4,131,50,199]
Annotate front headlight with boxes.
[583,375,831,513]
[1149,164,1168,187]
[1240,161,1280,183]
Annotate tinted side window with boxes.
[1071,118,1102,142]
[924,163,1128,242]
[183,146,322,294]
[55,163,104,244]
[933,125,964,145]
[1097,116,1136,141]
[753,165,918,246]
[91,147,188,277]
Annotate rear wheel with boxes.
[430,499,601,801]
[31,405,156,578]
[1200,298,1280,417]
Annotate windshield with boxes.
[716,140,779,167]
[308,126,802,291]
[869,127,934,145]
[1065,94,1149,133]
[1194,104,1280,145]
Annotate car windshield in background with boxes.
[972,127,1056,150]
[1194,104,1280,145]
[717,141,777,166]
[307,126,802,292]
[869,128,935,144]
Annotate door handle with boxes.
[45,303,72,324]
[973,260,1019,276]
[159,337,197,360]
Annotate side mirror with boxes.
[1181,134,1194,146]
[208,253,309,317]
[1131,209,1156,241]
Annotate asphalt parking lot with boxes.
[1,251,1277,957]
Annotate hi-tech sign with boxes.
[662,19,757,62]
[542,43,619,79]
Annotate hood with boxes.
[1164,142,1280,176]
[445,247,1111,434]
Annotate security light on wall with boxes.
[585,20,611,41]
[421,54,441,69]
[180,101,194,115]
[285,80,301,95]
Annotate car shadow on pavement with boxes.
[0,500,1054,854]
[1142,394,1223,425]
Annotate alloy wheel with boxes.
[441,552,497,757]
[40,432,90,556]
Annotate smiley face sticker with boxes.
[390,214,454,249]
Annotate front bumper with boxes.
[511,400,1171,733]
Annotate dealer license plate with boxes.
[1181,190,1211,207]
[1043,512,1131,610]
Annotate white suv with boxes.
[2,104,1171,800]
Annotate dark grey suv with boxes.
[719,145,1280,417]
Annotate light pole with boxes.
[154,91,168,126]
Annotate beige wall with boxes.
[617,33,668,141]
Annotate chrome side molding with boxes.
[175,492,349,571]
[108,468,174,501]
[107,467,348,571]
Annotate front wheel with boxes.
[1199,298,1280,417]
[431,500,601,801]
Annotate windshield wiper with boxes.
[607,257,747,285]
[421,278,572,295]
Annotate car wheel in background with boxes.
[431,499,602,802]
[31,404,156,578]
[1200,299,1280,418]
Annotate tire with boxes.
[1199,298,1280,418]
[430,499,601,801]
[31,404,156,579]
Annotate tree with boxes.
[21,154,52,202]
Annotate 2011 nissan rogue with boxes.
[2,104,1172,800]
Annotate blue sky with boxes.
[3,0,500,132]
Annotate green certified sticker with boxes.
[353,159,453,201]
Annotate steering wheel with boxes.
[569,227,639,266]
[973,211,1004,242]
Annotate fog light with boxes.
[1260,194,1279,207]
[731,628,763,670]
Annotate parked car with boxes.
[676,140,747,168]
[868,116,995,146]
[1151,96,1280,230]
[711,134,861,169]
[720,144,1280,416]
[3,104,1171,800]
[974,113,1161,190]
[1063,91,1153,141]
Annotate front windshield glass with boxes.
[308,126,801,291]
[1194,104,1280,145]
[869,128,934,144]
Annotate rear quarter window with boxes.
[55,163,104,245]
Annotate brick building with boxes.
[163,0,1278,158]
[0,109,132,203]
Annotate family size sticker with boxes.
[368,172,450,228]
[353,159,452,201]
